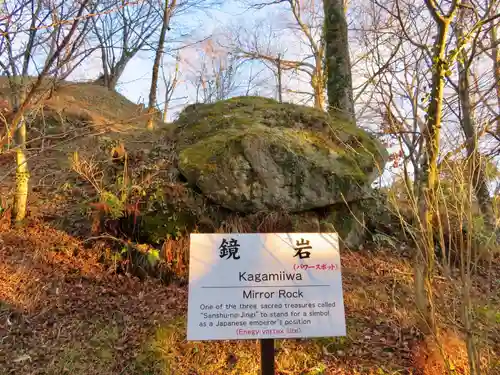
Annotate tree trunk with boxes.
[161,54,180,123]
[416,14,452,338]
[323,0,355,121]
[162,103,169,123]
[312,56,325,110]
[456,22,495,233]
[457,10,488,373]
[8,0,89,225]
[491,26,500,136]
[277,54,283,103]
[463,277,481,375]
[312,75,325,109]
[94,55,132,90]
[12,113,29,224]
[11,82,29,224]
[147,0,175,130]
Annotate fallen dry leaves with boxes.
[0,221,185,374]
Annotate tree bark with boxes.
[462,277,481,375]
[147,0,176,130]
[456,11,487,374]
[11,0,40,223]
[323,0,355,121]
[491,26,500,136]
[12,113,29,223]
[277,54,283,103]
[94,55,132,90]
[416,0,456,337]
[456,19,495,233]
[312,55,325,109]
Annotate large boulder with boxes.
[174,96,388,213]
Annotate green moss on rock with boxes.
[320,203,366,249]
[174,96,388,213]
[291,212,321,232]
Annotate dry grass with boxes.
[143,322,325,374]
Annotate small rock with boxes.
[13,354,31,363]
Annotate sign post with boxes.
[260,338,275,374]
[187,233,346,374]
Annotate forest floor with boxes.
[1,219,500,375]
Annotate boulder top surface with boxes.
[176,96,359,144]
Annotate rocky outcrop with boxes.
[175,96,388,214]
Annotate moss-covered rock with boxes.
[320,203,366,249]
[291,212,321,232]
[175,96,387,213]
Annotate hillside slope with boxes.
[0,80,171,234]
[0,79,152,130]
[0,81,499,374]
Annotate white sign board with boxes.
[187,233,346,341]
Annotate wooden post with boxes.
[260,339,275,375]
